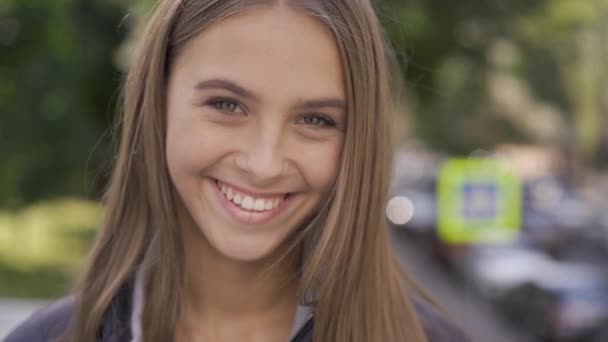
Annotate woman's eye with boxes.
[209,99,244,113]
[298,115,336,128]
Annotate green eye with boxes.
[209,99,244,113]
[299,115,336,128]
[304,116,322,126]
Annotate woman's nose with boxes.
[235,125,287,183]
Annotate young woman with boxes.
[7,1,468,341]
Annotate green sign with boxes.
[437,158,522,244]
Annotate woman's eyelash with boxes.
[205,97,245,113]
[299,114,337,128]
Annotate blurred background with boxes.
[1,0,607,340]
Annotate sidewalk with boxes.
[0,299,48,339]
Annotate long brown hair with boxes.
[70,1,429,341]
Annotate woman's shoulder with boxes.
[411,296,471,342]
[4,296,75,342]
[5,285,133,342]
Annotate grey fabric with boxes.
[3,296,74,342]
[288,305,313,340]
[128,266,145,342]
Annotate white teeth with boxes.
[253,199,266,211]
[241,196,254,210]
[264,200,273,210]
[218,181,284,212]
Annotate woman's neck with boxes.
[179,219,301,338]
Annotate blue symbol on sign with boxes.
[460,183,497,219]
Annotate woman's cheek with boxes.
[298,139,343,190]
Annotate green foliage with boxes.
[378,0,552,151]
[0,261,71,298]
[378,0,607,160]
[0,0,128,207]
[0,198,101,298]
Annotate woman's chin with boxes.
[208,233,289,264]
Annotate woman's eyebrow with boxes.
[294,98,346,110]
[194,78,259,101]
[194,78,345,110]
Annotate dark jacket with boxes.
[5,283,469,342]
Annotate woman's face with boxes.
[166,6,345,262]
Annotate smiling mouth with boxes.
[215,180,288,212]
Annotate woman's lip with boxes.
[214,178,287,199]
[210,178,293,225]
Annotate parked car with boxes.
[465,243,608,341]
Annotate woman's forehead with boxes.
[170,5,345,102]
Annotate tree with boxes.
[0,0,128,206]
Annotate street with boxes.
[392,228,535,342]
